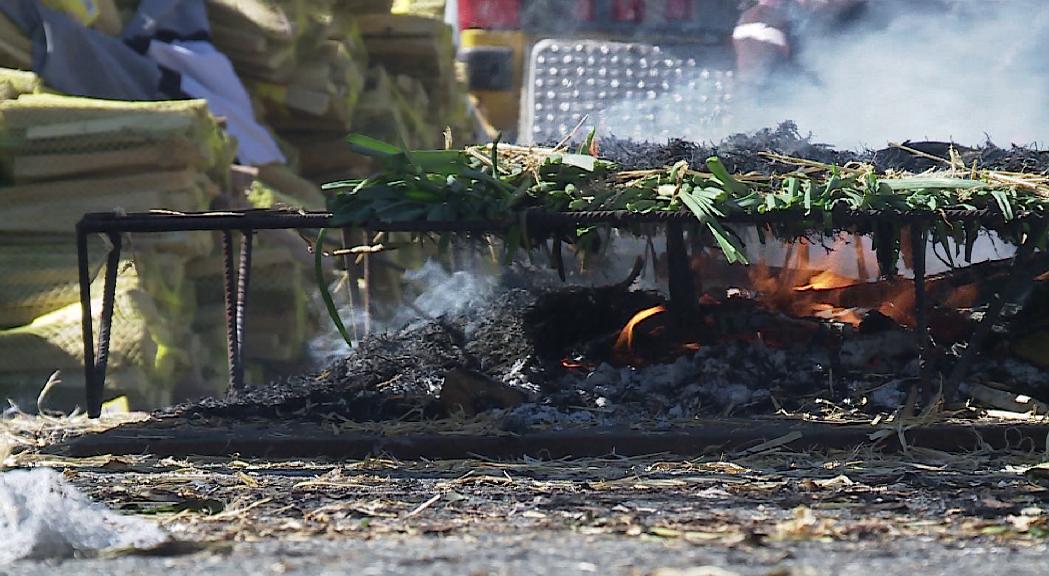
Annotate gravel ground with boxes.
[8,533,1049,576]
[5,443,1049,575]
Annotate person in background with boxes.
[732,0,867,88]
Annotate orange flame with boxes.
[614,305,667,356]
[794,269,861,292]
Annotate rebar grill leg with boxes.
[231,229,254,397]
[666,222,697,316]
[81,231,122,418]
[222,231,243,398]
[78,229,96,417]
[910,226,930,402]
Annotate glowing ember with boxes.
[809,303,865,326]
[794,269,861,292]
[682,342,702,351]
[613,305,667,356]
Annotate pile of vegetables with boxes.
[317,134,1049,344]
[325,134,1048,262]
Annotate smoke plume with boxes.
[731,0,1049,148]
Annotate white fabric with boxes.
[732,22,789,49]
[0,469,167,563]
[146,40,286,166]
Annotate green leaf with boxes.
[346,134,402,158]
[559,153,597,172]
[679,191,748,264]
[705,156,748,195]
[313,229,353,348]
[578,127,596,156]
[991,189,1015,221]
[490,133,501,174]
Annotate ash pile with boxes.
[170,267,1049,431]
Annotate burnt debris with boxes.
[600,121,1049,175]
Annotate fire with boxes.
[613,305,667,357]
[746,235,919,327]
[794,270,861,292]
[809,303,865,326]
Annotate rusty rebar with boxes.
[77,228,97,417]
[231,229,254,397]
[910,225,931,402]
[77,207,1047,237]
[221,231,242,397]
[665,222,697,316]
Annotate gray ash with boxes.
[600,121,1049,175]
[164,282,1042,430]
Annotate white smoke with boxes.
[732,1,1049,148]
[307,259,497,365]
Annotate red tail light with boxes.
[666,0,691,19]
[613,0,644,21]
[458,0,521,30]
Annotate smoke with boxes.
[589,1,1049,149]
[307,259,498,365]
[730,1,1049,149]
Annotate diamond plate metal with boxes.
[520,39,735,144]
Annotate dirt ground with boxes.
[8,422,1049,575]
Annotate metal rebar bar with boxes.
[77,228,99,418]
[76,207,1047,237]
[221,231,242,397]
[231,229,254,397]
[92,232,123,415]
[666,222,697,316]
[910,225,930,402]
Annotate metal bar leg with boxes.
[78,228,99,418]
[910,226,930,402]
[666,222,696,316]
[221,231,242,397]
[231,229,253,397]
[90,232,123,416]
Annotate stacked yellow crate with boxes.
[0,79,235,408]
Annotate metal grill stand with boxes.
[75,209,1045,418]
